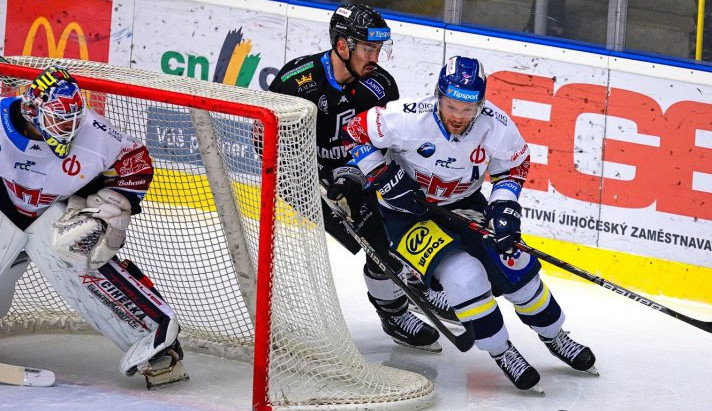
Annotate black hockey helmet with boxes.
[329,3,391,52]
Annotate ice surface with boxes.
[0,236,710,410]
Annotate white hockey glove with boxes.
[52,189,131,270]
[84,189,132,267]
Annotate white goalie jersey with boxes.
[0,97,153,219]
[348,95,530,205]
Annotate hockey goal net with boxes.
[0,57,434,410]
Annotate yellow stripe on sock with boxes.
[456,297,497,321]
[514,285,550,314]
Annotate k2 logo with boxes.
[93,120,107,131]
[403,103,416,113]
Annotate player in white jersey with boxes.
[343,56,597,393]
[0,66,187,388]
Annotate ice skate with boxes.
[491,342,544,394]
[540,329,598,376]
[377,309,442,352]
[406,276,459,325]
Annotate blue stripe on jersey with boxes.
[320,51,343,92]
[431,104,451,141]
[1,97,30,151]
[492,179,522,198]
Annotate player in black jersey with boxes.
[270,3,456,352]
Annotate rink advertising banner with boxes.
[129,0,285,90]
[0,0,707,300]
[3,0,112,62]
[441,42,712,269]
[443,32,712,302]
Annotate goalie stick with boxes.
[417,198,712,334]
[0,363,55,387]
[321,192,475,352]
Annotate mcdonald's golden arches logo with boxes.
[23,17,89,59]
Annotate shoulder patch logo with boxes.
[295,73,313,87]
[361,77,386,100]
[280,61,314,82]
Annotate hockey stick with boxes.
[321,192,475,351]
[417,199,712,334]
[0,363,55,387]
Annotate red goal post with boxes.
[0,57,435,410]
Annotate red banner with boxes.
[488,71,712,221]
[4,0,113,62]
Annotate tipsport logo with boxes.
[160,28,278,90]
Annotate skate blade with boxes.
[528,384,545,395]
[145,360,190,390]
[583,365,599,376]
[392,338,443,353]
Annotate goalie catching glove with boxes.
[52,189,132,269]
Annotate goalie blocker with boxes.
[0,199,188,389]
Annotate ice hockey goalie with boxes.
[0,65,188,389]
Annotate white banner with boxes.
[446,30,712,266]
[130,0,286,90]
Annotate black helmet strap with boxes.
[333,37,361,81]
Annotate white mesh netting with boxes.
[0,57,434,410]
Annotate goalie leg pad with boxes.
[0,252,31,318]
[25,203,182,376]
[0,213,29,317]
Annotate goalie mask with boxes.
[21,66,86,159]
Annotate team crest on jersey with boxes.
[345,115,369,144]
[3,178,58,211]
[318,95,329,114]
[117,147,152,175]
[415,171,472,198]
[417,142,436,158]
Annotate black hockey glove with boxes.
[326,165,367,201]
[486,200,522,254]
[371,162,427,215]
